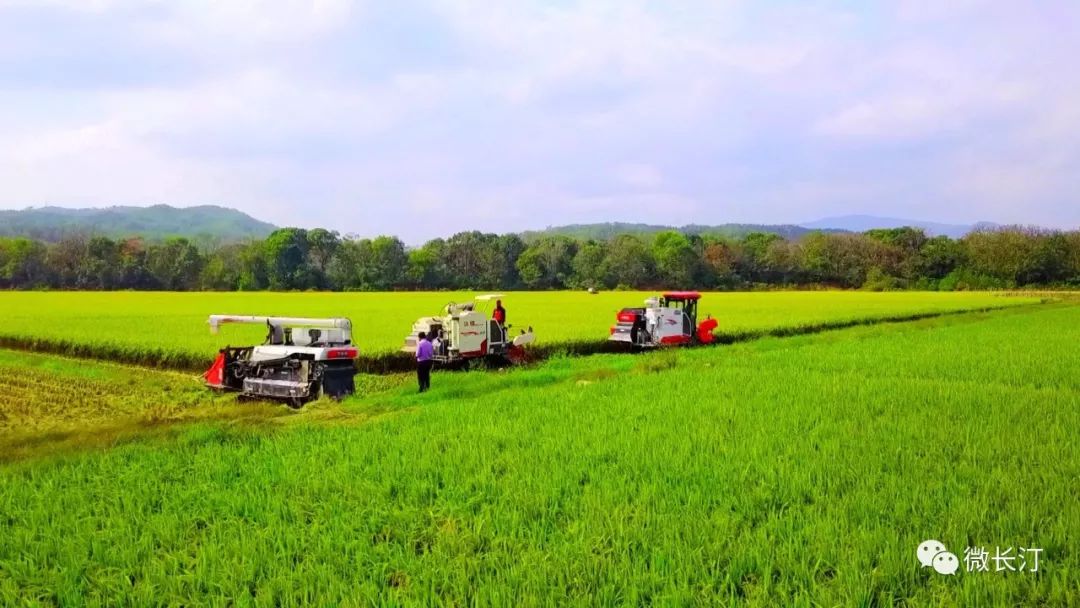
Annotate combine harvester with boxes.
[203,315,359,407]
[609,291,718,348]
[402,294,535,367]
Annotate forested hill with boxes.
[521,222,842,241]
[0,205,277,242]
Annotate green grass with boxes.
[0,303,1076,606]
[0,291,1040,370]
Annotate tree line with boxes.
[1,226,1078,291]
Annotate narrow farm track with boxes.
[0,298,1053,375]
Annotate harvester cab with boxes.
[609,291,718,347]
[402,294,535,365]
[203,315,359,407]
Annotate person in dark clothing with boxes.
[416,331,433,392]
[631,313,646,346]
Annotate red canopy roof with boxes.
[662,291,702,300]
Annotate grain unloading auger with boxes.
[203,315,359,407]
[401,294,535,366]
[609,291,718,348]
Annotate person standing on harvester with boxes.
[492,299,507,343]
[416,331,433,392]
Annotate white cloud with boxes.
[813,95,966,139]
[139,0,358,47]
[614,164,663,189]
[0,0,1078,236]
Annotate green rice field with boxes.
[0,298,1077,606]
[0,291,1039,369]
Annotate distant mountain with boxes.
[522,222,840,241]
[799,215,999,238]
[0,205,278,242]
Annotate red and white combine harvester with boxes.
[203,315,359,407]
[609,291,718,348]
[402,294,535,366]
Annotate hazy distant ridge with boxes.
[799,215,1000,238]
[0,205,277,242]
[522,222,840,241]
[527,216,1002,241]
[0,206,1007,242]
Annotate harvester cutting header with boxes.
[609,291,717,348]
[204,315,358,407]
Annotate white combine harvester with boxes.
[608,291,718,348]
[402,294,535,366]
[203,315,359,407]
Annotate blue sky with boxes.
[0,0,1077,241]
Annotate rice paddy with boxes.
[0,298,1076,606]
[0,291,1040,370]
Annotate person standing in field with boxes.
[416,331,433,392]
